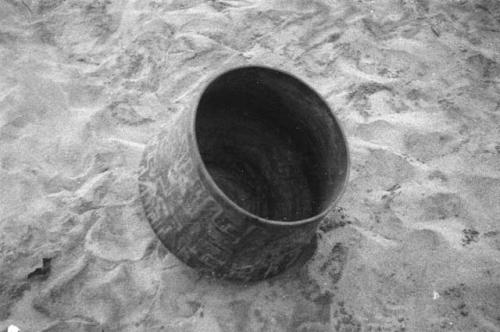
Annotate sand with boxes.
[0,0,499,331]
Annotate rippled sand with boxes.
[1,0,499,331]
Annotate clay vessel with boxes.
[138,66,349,281]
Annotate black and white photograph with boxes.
[0,0,499,331]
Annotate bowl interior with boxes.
[195,67,348,222]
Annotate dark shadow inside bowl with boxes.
[195,67,348,222]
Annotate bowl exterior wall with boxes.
[138,111,319,282]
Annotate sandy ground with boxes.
[1,0,499,331]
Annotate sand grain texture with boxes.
[1,0,500,331]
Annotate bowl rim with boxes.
[190,64,351,227]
